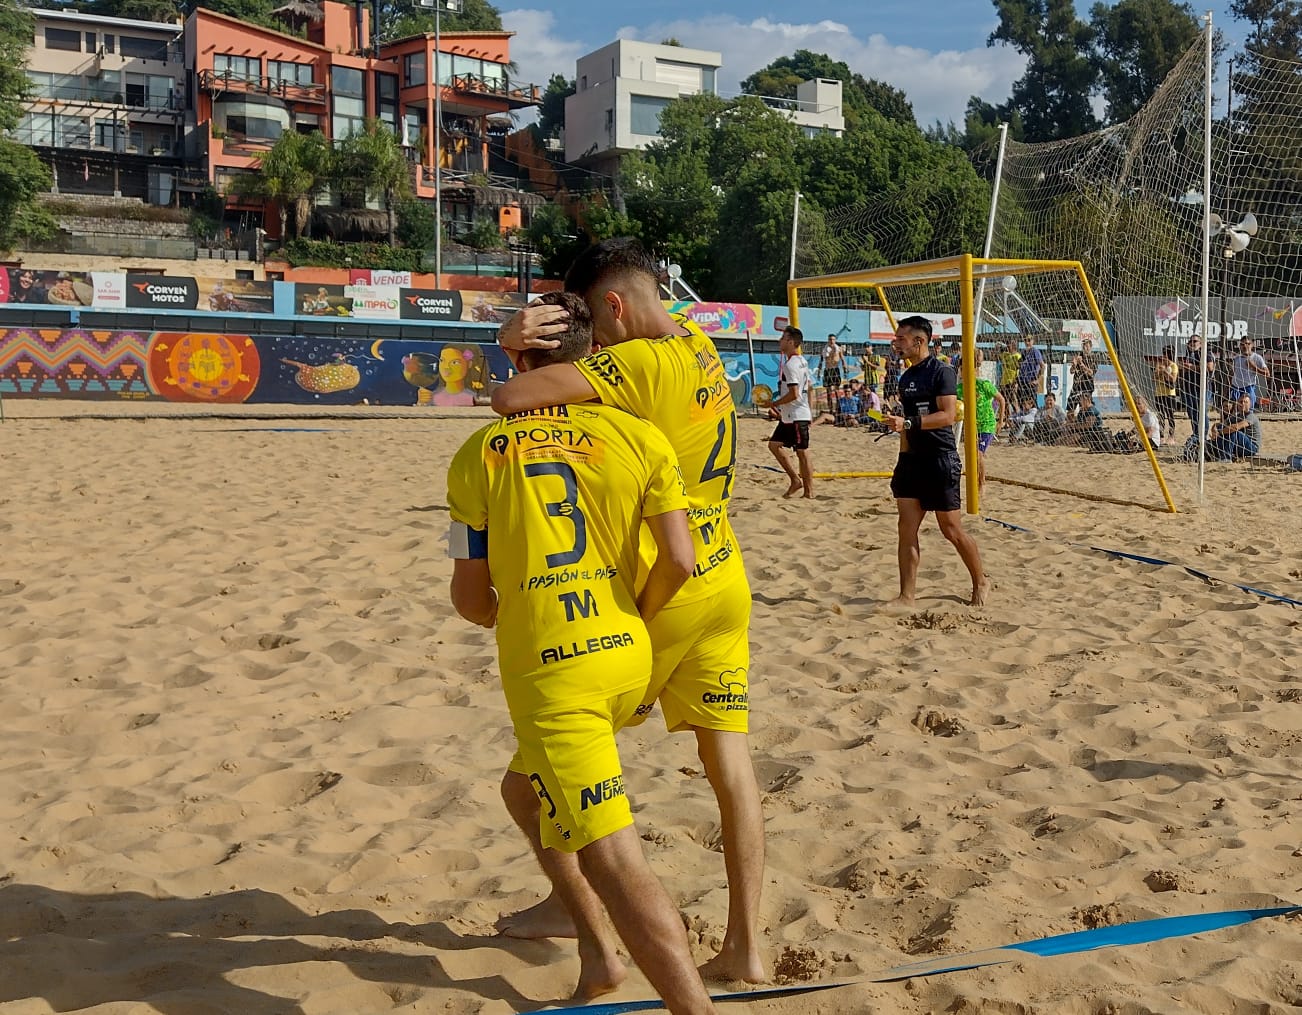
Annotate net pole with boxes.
[1292,334,1302,409]
[788,282,801,329]
[788,190,801,282]
[960,253,979,514]
[1198,11,1214,501]
[1077,263,1179,513]
[973,123,1009,334]
[876,286,898,331]
[745,327,758,416]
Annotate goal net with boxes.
[788,256,1179,515]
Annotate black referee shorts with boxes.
[891,451,962,513]
[770,420,811,451]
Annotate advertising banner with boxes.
[294,283,353,317]
[399,288,464,322]
[91,272,127,309]
[2,269,94,306]
[665,300,761,335]
[345,284,401,320]
[199,278,274,314]
[349,269,413,288]
[125,274,199,310]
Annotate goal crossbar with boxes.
[787,253,1179,515]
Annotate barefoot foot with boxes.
[699,947,767,985]
[574,955,627,1001]
[969,578,991,607]
[782,481,802,498]
[495,895,577,939]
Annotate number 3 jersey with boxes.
[447,403,687,712]
[574,318,746,604]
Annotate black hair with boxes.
[563,237,659,299]
[783,325,804,346]
[520,292,594,370]
[897,315,932,339]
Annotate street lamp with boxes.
[419,0,461,284]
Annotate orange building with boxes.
[184,1,540,238]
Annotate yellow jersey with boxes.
[574,317,745,604]
[447,403,687,714]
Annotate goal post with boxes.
[788,254,1180,515]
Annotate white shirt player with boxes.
[779,354,812,423]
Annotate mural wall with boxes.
[0,328,512,405]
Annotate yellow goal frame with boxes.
[787,254,1178,515]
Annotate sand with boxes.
[0,403,1298,1015]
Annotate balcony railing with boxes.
[8,127,180,156]
[449,73,540,108]
[199,69,326,104]
[24,86,182,112]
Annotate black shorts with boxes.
[823,368,842,390]
[770,420,810,451]
[891,451,962,513]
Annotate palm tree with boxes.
[338,119,411,246]
[232,129,333,240]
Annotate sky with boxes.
[500,1,1242,129]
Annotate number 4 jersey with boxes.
[447,403,687,712]
[574,318,746,604]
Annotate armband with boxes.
[447,522,489,560]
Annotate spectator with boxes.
[882,344,902,406]
[820,334,844,414]
[1207,392,1262,461]
[860,343,882,390]
[998,338,1022,408]
[1008,393,1038,442]
[1069,338,1099,403]
[1064,392,1109,450]
[956,348,1005,493]
[1229,337,1270,407]
[1152,345,1179,440]
[836,384,861,426]
[1032,391,1067,444]
[1177,336,1215,434]
[1109,394,1161,453]
[1016,335,1045,404]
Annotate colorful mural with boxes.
[0,328,512,405]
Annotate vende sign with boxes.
[348,269,413,288]
[399,288,463,321]
[91,272,127,308]
[345,284,401,320]
[125,274,198,309]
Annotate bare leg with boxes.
[794,449,814,498]
[579,826,718,1014]
[769,442,801,497]
[693,729,766,984]
[936,510,989,606]
[890,498,925,605]
[497,771,626,999]
[976,450,986,495]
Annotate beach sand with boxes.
[0,403,1298,1014]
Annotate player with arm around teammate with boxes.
[489,240,766,984]
[448,292,716,1013]
[883,316,989,607]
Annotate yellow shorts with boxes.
[506,687,643,853]
[629,574,752,734]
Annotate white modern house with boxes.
[564,39,722,174]
[762,77,845,138]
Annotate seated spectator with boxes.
[1207,392,1262,461]
[1106,395,1161,454]
[1031,391,1067,444]
[835,384,861,426]
[1064,392,1111,451]
[1008,393,1038,441]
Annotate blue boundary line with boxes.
[546,906,1299,1014]
[983,517,1302,608]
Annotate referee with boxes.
[883,316,989,607]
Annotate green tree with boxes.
[537,74,574,141]
[383,0,502,42]
[337,119,412,245]
[396,197,439,249]
[1090,0,1201,122]
[741,50,916,130]
[96,0,183,22]
[989,0,1099,141]
[0,0,33,134]
[232,129,333,240]
[195,0,283,32]
[524,202,585,277]
[0,144,55,250]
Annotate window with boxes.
[332,94,365,139]
[104,34,114,54]
[125,73,146,107]
[376,72,398,133]
[580,74,586,90]
[403,51,425,87]
[128,129,144,153]
[45,27,82,52]
[629,94,671,136]
[96,120,125,149]
[227,113,283,139]
[120,35,167,60]
[235,269,255,280]
[18,112,54,146]
[702,68,715,94]
[403,106,424,149]
[269,60,314,87]
[482,61,505,87]
[57,115,90,147]
[214,54,260,82]
[85,32,96,51]
[333,66,364,96]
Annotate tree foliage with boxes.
[337,119,411,245]
[537,74,574,141]
[989,0,1099,141]
[232,129,334,240]
[0,142,55,250]
[383,0,502,42]
[0,0,33,135]
[741,50,916,130]
[1090,0,1202,122]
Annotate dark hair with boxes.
[896,315,932,340]
[783,325,803,346]
[520,292,594,370]
[564,237,659,299]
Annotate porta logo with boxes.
[488,434,510,456]
[702,668,748,710]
